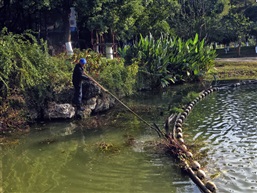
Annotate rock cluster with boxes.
[28,80,116,120]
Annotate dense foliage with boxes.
[0,28,71,104]
[121,33,216,88]
[98,60,138,96]
[0,28,139,103]
[1,0,256,134]
[0,28,72,133]
[67,48,139,96]
[0,29,138,133]
[1,0,256,47]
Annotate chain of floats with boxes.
[164,79,257,193]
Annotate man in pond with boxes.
[72,58,90,111]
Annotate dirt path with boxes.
[215,57,257,62]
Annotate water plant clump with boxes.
[97,141,121,153]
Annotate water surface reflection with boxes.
[185,84,257,193]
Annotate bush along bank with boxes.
[0,30,216,135]
[0,29,138,135]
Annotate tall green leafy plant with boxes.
[130,33,177,88]
[175,37,215,82]
[120,33,216,89]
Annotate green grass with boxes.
[212,61,257,80]
[204,46,257,81]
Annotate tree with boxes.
[0,0,256,53]
[221,12,252,56]
[244,5,257,39]
[135,0,179,38]
[75,0,181,47]
[172,0,227,40]
[74,0,145,50]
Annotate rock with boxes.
[86,97,97,110]
[80,107,92,117]
[43,93,115,120]
[93,94,115,113]
[82,81,101,100]
[28,80,116,120]
[27,108,40,121]
[44,102,75,119]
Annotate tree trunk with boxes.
[3,0,11,24]
[237,42,241,57]
[63,0,73,54]
[63,6,71,43]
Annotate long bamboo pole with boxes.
[85,73,165,137]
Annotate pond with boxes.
[1,82,257,193]
[1,83,203,193]
[184,82,257,193]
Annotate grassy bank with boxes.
[213,60,257,80]
[204,46,257,81]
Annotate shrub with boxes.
[98,59,138,97]
[0,28,72,101]
[120,33,217,89]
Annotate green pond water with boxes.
[1,82,257,193]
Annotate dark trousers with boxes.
[73,84,82,107]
